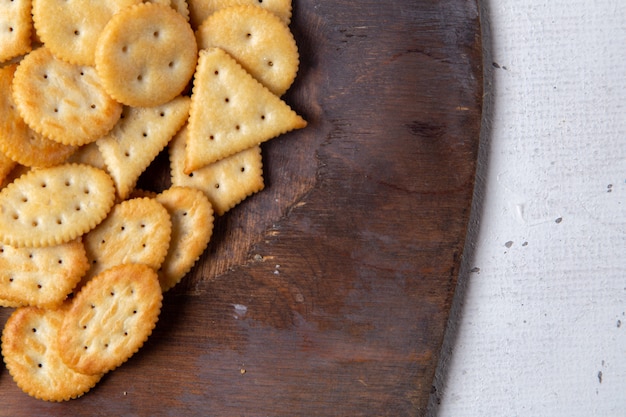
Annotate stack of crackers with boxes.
[0,0,306,401]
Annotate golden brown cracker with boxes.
[156,186,214,291]
[11,47,123,146]
[187,0,292,29]
[95,3,198,107]
[97,95,191,200]
[196,5,299,96]
[184,47,306,172]
[58,264,163,375]
[0,163,116,248]
[0,239,89,308]
[0,0,32,63]
[2,304,103,401]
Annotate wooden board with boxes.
[0,0,483,415]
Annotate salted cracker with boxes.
[0,0,32,63]
[155,186,214,291]
[184,47,306,172]
[80,197,172,286]
[170,125,264,215]
[32,0,142,66]
[188,0,292,30]
[196,5,299,96]
[2,305,103,401]
[65,141,107,171]
[11,47,123,146]
[95,3,198,107]
[97,96,191,200]
[0,64,76,168]
[0,163,116,248]
[58,264,163,375]
[0,239,89,309]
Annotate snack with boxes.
[58,264,163,375]
[187,0,292,30]
[0,0,32,63]
[95,2,198,107]
[196,5,299,96]
[2,304,103,401]
[0,239,89,309]
[170,125,264,215]
[11,47,123,146]
[184,47,306,172]
[97,95,190,200]
[155,186,214,291]
[0,163,116,248]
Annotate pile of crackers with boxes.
[0,0,306,401]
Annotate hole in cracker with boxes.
[224,98,230,103]
[83,325,87,329]
[54,108,58,113]
[83,188,90,194]
[121,226,125,231]
[124,332,128,336]
[64,180,71,186]
[40,182,46,188]
[12,213,18,220]
[122,46,128,53]
[124,151,130,157]
[137,74,143,81]
[43,74,48,79]
[37,284,42,289]
[28,253,33,259]
[153,31,159,38]
[268,61,274,67]
[74,29,80,36]
[168,61,174,68]
[188,172,194,178]
[31,221,38,227]
[240,166,246,172]
[235,125,241,130]
[110,291,115,296]
[91,104,96,109]
[56,218,62,225]
[159,112,165,117]
[214,70,219,75]
[90,304,95,309]
[246,33,252,38]
[133,310,137,314]
[32,328,36,333]
[209,135,215,140]
[142,132,148,137]
[58,259,63,264]
[75,205,81,211]
[84,346,88,350]
[38,363,42,368]
[261,115,266,120]
[9,27,13,33]
[8,277,13,282]
[214,183,220,189]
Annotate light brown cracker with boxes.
[58,264,163,375]
[12,47,123,146]
[156,186,214,291]
[0,0,32,63]
[2,304,103,401]
[95,3,198,107]
[65,141,107,171]
[97,95,190,200]
[196,5,299,96]
[80,197,172,286]
[0,239,89,308]
[0,163,116,248]
[188,0,292,29]
[32,0,142,66]
[170,125,264,215]
[184,47,306,172]
[0,64,76,168]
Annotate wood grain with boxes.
[0,0,483,415]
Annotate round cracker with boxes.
[11,47,123,146]
[2,305,103,401]
[32,0,142,66]
[196,5,299,96]
[58,264,163,375]
[95,3,198,107]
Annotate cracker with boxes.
[170,125,264,215]
[0,64,76,168]
[156,186,214,291]
[0,163,116,248]
[2,305,103,401]
[95,3,198,107]
[0,151,17,187]
[0,239,89,309]
[188,0,292,30]
[184,47,306,172]
[58,264,163,375]
[80,197,172,286]
[97,95,191,200]
[196,5,299,96]
[65,141,107,171]
[32,0,142,66]
[11,47,123,146]
[0,0,32,63]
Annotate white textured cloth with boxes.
[429,1,626,416]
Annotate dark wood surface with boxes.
[0,0,483,415]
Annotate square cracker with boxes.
[184,47,306,173]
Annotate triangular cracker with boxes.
[184,47,306,173]
[171,125,264,215]
[96,96,190,200]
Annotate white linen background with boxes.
[427,1,626,416]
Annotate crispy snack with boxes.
[32,0,142,66]
[0,64,76,168]
[95,3,198,107]
[58,264,163,375]
[0,0,32,63]
[171,125,264,215]
[80,197,172,286]
[97,96,191,200]
[11,47,123,146]
[155,186,214,291]
[0,239,89,309]
[187,0,292,30]
[196,5,299,96]
[0,163,116,248]
[185,47,306,172]
[2,304,103,401]
[65,141,107,171]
